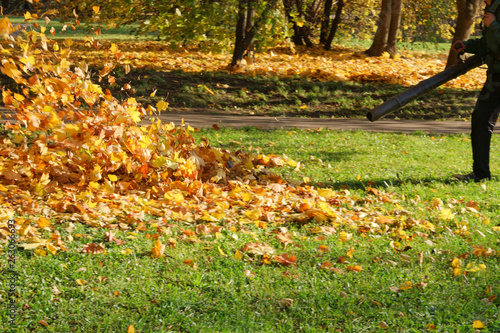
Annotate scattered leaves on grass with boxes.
[0,17,495,285]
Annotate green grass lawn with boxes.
[0,17,496,331]
[2,127,500,332]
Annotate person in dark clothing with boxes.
[453,0,500,181]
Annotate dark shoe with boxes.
[454,172,479,182]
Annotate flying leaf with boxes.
[156,100,169,112]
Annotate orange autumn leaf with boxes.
[273,253,297,266]
[82,243,106,254]
[183,259,196,266]
[346,265,363,272]
[453,267,462,277]
[37,217,51,228]
[151,240,165,258]
[318,245,329,253]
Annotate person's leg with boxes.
[470,77,500,180]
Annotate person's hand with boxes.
[484,12,496,27]
[452,40,466,53]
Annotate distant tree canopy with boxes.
[32,0,483,65]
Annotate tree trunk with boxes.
[385,0,402,56]
[283,0,304,45]
[324,0,344,50]
[366,0,401,57]
[446,0,482,67]
[320,0,333,45]
[232,0,256,66]
[366,0,392,56]
[231,0,279,67]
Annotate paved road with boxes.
[152,111,472,134]
[1,108,472,134]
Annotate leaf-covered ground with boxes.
[0,14,495,272]
[66,41,485,120]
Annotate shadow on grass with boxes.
[318,176,467,191]
[96,68,479,121]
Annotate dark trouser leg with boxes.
[471,76,500,180]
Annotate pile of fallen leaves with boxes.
[0,18,493,267]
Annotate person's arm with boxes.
[463,37,487,55]
[484,12,500,44]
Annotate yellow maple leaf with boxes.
[110,43,118,54]
[439,209,454,220]
[399,281,413,290]
[75,279,86,285]
[218,246,227,257]
[234,250,243,260]
[34,248,47,257]
[244,208,260,220]
[156,100,169,112]
[127,107,142,123]
[472,320,485,329]
[46,243,57,256]
[451,257,461,268]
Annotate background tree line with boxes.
[8,0,486,67]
